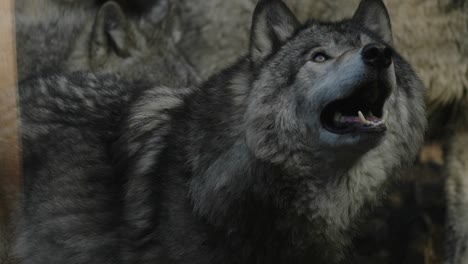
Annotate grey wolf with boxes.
[179,0,468,261]
[16,0,426,263]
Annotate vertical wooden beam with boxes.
[0,0,19,259]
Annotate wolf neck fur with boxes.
[184,59,358,245]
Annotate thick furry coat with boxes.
[3,1,198,263]
[178,1,468,262]
[16,0,426,263]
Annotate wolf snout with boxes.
[362,44,392,69]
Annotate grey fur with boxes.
[15,0,198,83]
[15,0,96,80]
[65,0,200,84]
[16,0,426,263]
[17,73,134,264]
[9,2,198,262]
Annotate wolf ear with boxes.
[250,0,300,64]
[90,1,137,68]
[352,0,393,44]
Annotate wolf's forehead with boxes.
[298,22,363,49]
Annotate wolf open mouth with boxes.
[320,81,391,134]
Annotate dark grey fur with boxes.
[17,73,132,264]
[15,0,95,80]
[16,0,426,263]
[15,0,197,83]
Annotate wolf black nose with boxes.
[362,44,392,69]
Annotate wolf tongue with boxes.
[341,116,361,123]
[367,116,381,122]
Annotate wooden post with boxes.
[0,0,20,262]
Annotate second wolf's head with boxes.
[65,0,198,85]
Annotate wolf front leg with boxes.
[445,129,468,264]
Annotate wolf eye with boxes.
[312,52,329,63]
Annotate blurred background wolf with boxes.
[1,0,467,263]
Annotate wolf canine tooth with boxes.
[358,111,369,124]
[383,110,388,120]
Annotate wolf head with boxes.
[241,0,426,231]
[190,0,426,253]
[243,0,424,164]
[17,0,197,85]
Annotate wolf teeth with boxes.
[358,111,369,125]
[382,110,388,120]
[358,110,387,126]
[334,112,342,123]
[373,110,388,126]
